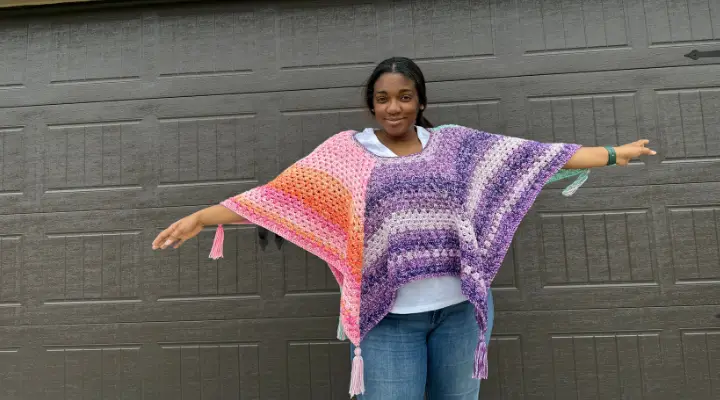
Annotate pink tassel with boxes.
[473,339,488,379]
[209,225,225,260]
[349,347,365,396]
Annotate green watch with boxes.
[604,146,617,166]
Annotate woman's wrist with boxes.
[196,204,247,226]
[604,146,617,165]
[192,209,208,227]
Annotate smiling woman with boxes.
[153,57,655,399]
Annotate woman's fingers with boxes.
[172,237,189,249]
[153,224,184,250]
[633,140,656,156]
[642,146,657,155]
[160,228,180,249]
[152,225,175,249]
[152,215,204,250]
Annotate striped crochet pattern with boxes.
[212,124,584,396]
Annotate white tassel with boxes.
[349,347,365,396]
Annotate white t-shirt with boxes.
[355,126,467,314]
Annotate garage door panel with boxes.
[481,335,526,400]
[538,210,655,287]
[278,108,370,171]
[492,309,711,399]
[0,124,36,216]
[44,120,145,190]
[644,0,720,45]
[283,242,340,294]
[0,233,29,326]
[36,344,144,400]
[525,91,643,160]
[150,342,260,400]
[498,331,672,400]
[0,348,25,400]
[548,332,665,399]
[425,99,504,135]
[657,87,720,160]
[651,185,720,288]
[34,212,145,309]
[666,206,719,282]
[278,4,378,70]
[0,235,24,311]
[525,187,664,310]
[652,86,720,183]
[155,113,262,207]
[276,0,496,72]
[0,23,30,88]
[39,117,152,212]
[47,13,144,85]
[287,340,350,400]
[681,329,720,399]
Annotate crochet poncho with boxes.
[208,124,587,396]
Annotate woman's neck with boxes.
[375,127,423,156]
[376,126,418,144]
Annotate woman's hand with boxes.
[152,213,204,250]
[614,139,657,166]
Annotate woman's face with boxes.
[372,72,421,137]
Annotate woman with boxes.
[152,57,655,399]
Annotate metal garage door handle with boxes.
[684,49,720,60]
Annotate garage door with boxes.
[0,0,718,398]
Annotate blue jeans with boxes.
[352,290,494,399]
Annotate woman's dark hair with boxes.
[365,57,433,128]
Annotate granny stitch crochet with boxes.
[210,124,586,396]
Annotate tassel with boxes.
[209,224,225,260]
[473,339,488,379]
[349,347,365,396]
[336,317,347,341]
[561,169,589,197]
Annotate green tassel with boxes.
[337,317,347,341]
[547,169,589,197]
[336,287,346,341]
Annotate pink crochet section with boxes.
[221,131,375,345]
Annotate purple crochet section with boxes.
[358,125,581,377]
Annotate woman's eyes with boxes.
[375,96,413,102]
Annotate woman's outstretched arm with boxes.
[563,140,656,169]
[152,205,247,250]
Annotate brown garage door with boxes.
[0,0,718,398]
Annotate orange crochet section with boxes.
[235,196,345,259]
[268,165,353,234]
[347,217,364,276]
